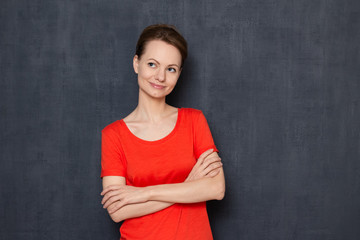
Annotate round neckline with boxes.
[119,108,182,144]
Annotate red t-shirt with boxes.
[101,108,218,240]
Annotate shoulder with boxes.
[101,120,122,135]
[181,108,209,124]
[181,107,203,118]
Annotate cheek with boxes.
[168,75,179,86]
[138,68,153,80]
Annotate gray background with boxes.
[1,0,359,239]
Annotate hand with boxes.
[101,185,148,213]
[185,149,222,182]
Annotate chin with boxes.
[142,87,174,99]
[139,89,165,99]
[150,92,169,99]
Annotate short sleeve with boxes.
[193,110,219,159]
[100,124,127,178]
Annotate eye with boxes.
[168,67,176,73]
[148,62,156,68]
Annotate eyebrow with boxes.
[148,58,180,68]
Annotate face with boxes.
[133,40,182,99]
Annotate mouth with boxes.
[150,83,165,89]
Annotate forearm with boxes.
[108,200,174,223]
[146,168,225,203]
[102,155,225,222]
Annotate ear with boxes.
[133,55,139,74]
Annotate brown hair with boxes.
[135,24,188,67]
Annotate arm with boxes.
[102,150,225,217]
[102,176,173,223]
[147,154,225,203]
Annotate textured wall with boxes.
[1,0,359,239]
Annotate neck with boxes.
[134,89,170,123]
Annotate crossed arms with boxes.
[101,149,225,223]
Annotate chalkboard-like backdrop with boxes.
[1,0,359,239]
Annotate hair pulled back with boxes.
[136,24,188,67]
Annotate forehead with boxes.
[142,40,182,66]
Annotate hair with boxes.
[135,24,188,67]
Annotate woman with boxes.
[100,24,225,240]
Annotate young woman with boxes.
[100,24,225,240]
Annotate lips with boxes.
[150,83,165,89]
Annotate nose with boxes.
[155,68,166,82]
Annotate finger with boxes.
[102,188,125,202]
[202,162,222,176]
[108,201,124,214]
[102,190,122,205]
[109,198,130,214]
[188,158,220,180]
[198,157,221,175]
[102,190,117,204]
[198,149,214,164]
[101,187,116,196]
[202,157,221,169]
[101,185,123,196]
[103,194,122,209]
[100,184,126,195]
[207,168,221,178]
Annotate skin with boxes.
[101,40,225,223]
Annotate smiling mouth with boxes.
[150,83,165,89]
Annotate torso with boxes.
[101,108,215,239]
